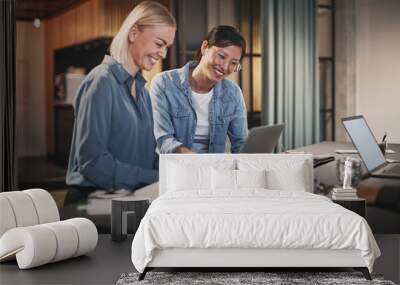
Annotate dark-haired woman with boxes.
[150,25,248,153]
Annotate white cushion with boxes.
[0,218,98,269]
[0,189,60,237]
[0,189,98,269]
[1,191,39,227]
[167,162,212,191]
[266,167,306,191]
[42,221,79,262]
[212,169,268,190]
[236,169,267,189]
[65,218,98,257]
[237,158,309,191]
[23,189,59,223]
[212,168,237,190]
[160,154,312,194]
[0,196,17,237]
[162,155,235,194]
[0,226,57,269]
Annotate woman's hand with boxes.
[174,146,195,153]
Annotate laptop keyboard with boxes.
[383,164,400,174]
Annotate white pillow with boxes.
[266,167,306,191]
[236,169,267,189]
[167,162,212,191]
[211,169,268,191]
[212,168,237,190]
[237,158,309,191]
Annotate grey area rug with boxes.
[116,272,396,285]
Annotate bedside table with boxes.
[332,198,366,218]
[111,197,151,242]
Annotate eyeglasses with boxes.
[214,51,242,73]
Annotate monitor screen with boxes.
[342,116,386,172]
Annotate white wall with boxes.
[355,0,400,143]
[335,0,357,142]
[16,21,46,156]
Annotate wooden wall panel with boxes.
[103,0,135,37]
[76,1,93,42]
[45,19,55,153]
[16,22,47,156]
[47,17,62,50]
[92,0,105,38]
[59,8,77,47]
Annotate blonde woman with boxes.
[67,1,176,191]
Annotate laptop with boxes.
[240,124,285,153]
[342,115,400,178]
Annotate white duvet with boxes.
[131,190,380,273]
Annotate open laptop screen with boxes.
[342,116,386,172]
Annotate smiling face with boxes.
[199,42,242,83]
[127,25,175,71]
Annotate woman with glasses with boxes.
[151,25,248,153]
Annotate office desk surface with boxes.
[296,141,400,234]
[296,141,400,186]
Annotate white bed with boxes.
[131,154,380,280]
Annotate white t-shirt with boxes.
[191,88,213,153]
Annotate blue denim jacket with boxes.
[66,55,158,190]
[150,61,248,153]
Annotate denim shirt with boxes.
[150,61,248,153]
[66,55,158,190]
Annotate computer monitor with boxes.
[342,115,386,172]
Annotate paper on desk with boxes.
[89,189,132,199]
[88,183,159,200]
[86,198,112,215]
[335,149,396,154]
[86,184,159,215]
[132,182,159,199]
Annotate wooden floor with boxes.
[0,235,399,285]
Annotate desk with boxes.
[296,141,400,234]
[59,183,158,234]
[59,142,400,234]
[296,142,400,187]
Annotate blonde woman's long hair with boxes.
[110,1,176,65]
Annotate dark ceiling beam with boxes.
[16,0,88,21]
